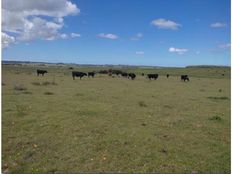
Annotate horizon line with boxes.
[2,60,231,68]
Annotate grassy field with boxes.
[2,64,231,173]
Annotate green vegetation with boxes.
[2,64,230,173]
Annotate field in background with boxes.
[2,64,231,173]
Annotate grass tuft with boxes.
[138,101,147,107]
[32,81,58,86]
[31,82,41,86]
[44,91,54,95]
[209,115,222,121]
[22,91,33,95]
[207,96,229,100]
[14,84,27,91]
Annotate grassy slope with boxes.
[2,65,231,173]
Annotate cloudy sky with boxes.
[2,0,231,67]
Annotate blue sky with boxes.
[2,0,231,67]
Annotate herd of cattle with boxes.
[37,69,190,81]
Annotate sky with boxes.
[2,0,231,67]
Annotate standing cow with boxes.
[181,75,189,81]
[72,71,87,80]
[147,74,158,80]
[128,73,136,80]
[121,72,128,78]
[37,69,48,76]
[88,72,95,78]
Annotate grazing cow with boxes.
[167,74,169,78]
[88,72,95,78]
[112,70,123,76]
[37,69,48,76]
[181,75,189,81]
[142,73,145,76]
[72,71,87,80]
[121,72,128,77]
[147,74,158,80]
[128,73,136,80]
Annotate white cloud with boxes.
[151,18,181,30]
[131,33,143,40]
[2,0,79,18]
[60,33,68,39]
[2,0,80,47]
[169,47,188,55]
[218,43,231,49]
[210,22,227,28]
[16,17,63,41]
[135,51,144,55]
[71,33,81,38]
[97,33,118,40]
[2,32,16,48]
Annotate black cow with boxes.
[121,72,128,77]
[128,73,136,80]
[181,75,189,81]
[112,70,123,76]
[147,74,158,80]
[37,69,48,76]
[141,73,145,76]
[167,74,169,78]
[72,71,87,80]
[88,72,95,78]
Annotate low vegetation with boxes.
[2,64,230,173]
[44,91,54,95]
[14,84,27,91]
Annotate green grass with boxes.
[2,65,231,173]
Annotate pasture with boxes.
[2,64,231,173]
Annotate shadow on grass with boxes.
[207,96,230,101]
[138,101,147,107]
[209,115,222,121]
[44,91,54,95]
